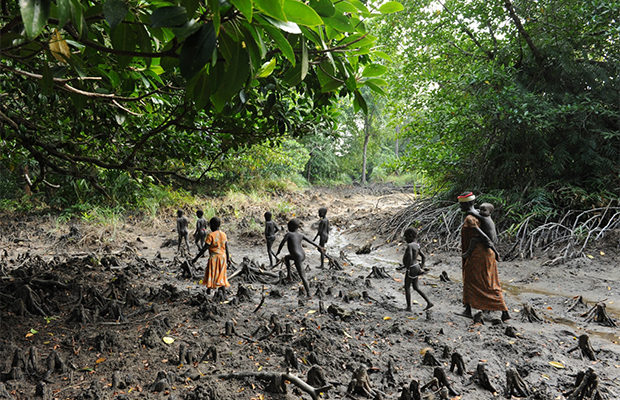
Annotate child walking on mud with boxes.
[313,207,329,268]
[264,211,279,267]
[192,217,231,294]
[176,210,190,254]
[402,227,433,311]
[193,209,208,252]
[275,218,323,298]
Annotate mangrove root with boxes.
[224,320,236,336]
[422,349,441,366]
[583,302,617,327]
[433,367,459,396]
[356,242,372,255]
[568,334,597,361]
[399,380,422,400]
[200,346,218,363]
[450,352,466,376]
[472,363,496,393]
[367,266,391,279]
[284,348,299,370]
[505,368,530,398]
[307,365,327,388]
[568,295,587,312]
[565,368,606,400]
[347,366,375,397]
[520,303,543,323]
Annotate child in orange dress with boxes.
[192,217,231,292]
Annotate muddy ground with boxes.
[0,185,618,400]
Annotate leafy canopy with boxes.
[379,0,619,194]
[0,0,399,199]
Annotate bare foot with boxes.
[455,310,473,319]
[424,303,434,310]
[405,307,412,312]
[501,311,511,322]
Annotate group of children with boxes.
[176,199,498,311]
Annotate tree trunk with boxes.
[361,113,370,185]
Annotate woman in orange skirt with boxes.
[192,217,231,291]
[457,192,510,322]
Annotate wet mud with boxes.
[0,186,618,399]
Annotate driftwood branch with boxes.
[218,371,330,400]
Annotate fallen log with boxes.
[218,371,331,400]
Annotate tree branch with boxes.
[65,23,180,58]
[502,0,544,65]
[437,0,494,60]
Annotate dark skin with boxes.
[276,220,322,298]
[403,230,433,311]
[313,208,329,268]
[464,203,499,261]
[176,210,190,253]
[264,213,280,267]
[459,200,510,322]
[193,212,208,251]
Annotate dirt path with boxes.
[0,185,618,399]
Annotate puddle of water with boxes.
[502,282,620,319]
[547,315,620,344]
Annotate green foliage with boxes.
[211,139,310,191]
[1,0,402,204]
[379,0,619,195]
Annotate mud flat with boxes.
[0,186,618,399]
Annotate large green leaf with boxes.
[256,58,276,78]
[190,69,212,110]
[207,0,220,34]
[347,0,370,16]
[363,79,386,95]
[110,23,136,67]
[103,0,128,30]
[171,19,201,41]
[56,0,71,27]
[322,14,354,33]
[230,0,253,22]
[335,1,357,13]
[309,0,334,17]
[255,0,285,21]
[19,0,50,39]
[262,25,295,65]
[262,15,301,34]
[316,61,341,92]
[180,0,199,16]
[353,90,367,113]
[300,36,308,81]
[70,0,86,38]
[283,0,323,26]
[180,23,217,79]
[135,24,152,66]
[151,6,188,28]
[211,42,250,112]
[361,63,387,77]
[378,1,403,14]
[282,63,302,85]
